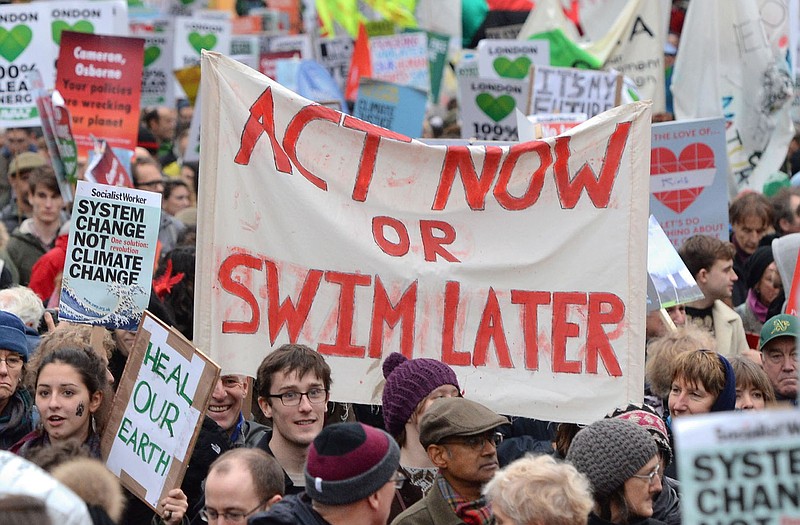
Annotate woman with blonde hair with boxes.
[484,454,593,525]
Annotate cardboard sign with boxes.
[56,31,144,159]
[103,311,219,510]
[353,79,427,138]
[129,17,176,108]
[529,65,622,119]
[650,117,730,249]
[59,181,160,331]
[477,39,549,80]
[316,36,354,94]
[370,32,429,92]
[674,409,800,524]
[458,76,530,141]
[173,16,231,69]
[196,53,652,423]
[230,35,260,70]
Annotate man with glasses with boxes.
[759,313,798,406]
[131,157,185,254]
[250,422,401,525]
[0,310,32,449]
[255,343,332,495]
[392,397,508,525]
[201,448,284,524]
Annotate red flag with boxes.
[345,22,372,101]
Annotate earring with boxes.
[91,414,97,434]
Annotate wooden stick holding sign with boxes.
[101,311,220,511]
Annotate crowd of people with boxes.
[0,0,799,525]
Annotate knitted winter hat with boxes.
[305,423,400,506]
[710,354,736,413]
[566,419,658,501]
[381,352,459,437]
[744,246,774,290]
[609,403,673,466]
[0,311,30,362]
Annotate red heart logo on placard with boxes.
[651,143,715,213]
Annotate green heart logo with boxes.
[492,56,531,79]
[188,32,217,54]
[143,46,161,66]
[0,25,32,62]
[181,0,195,4]
[52,20,95,45]
[476,93,516,122]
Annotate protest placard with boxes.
[426,31,449,103]
[0,3,55,126]
[230,35,260,70]
[529,65,622,119]
[477,39,549,80]
[267,33,313,58]
[129,17,176,108]
[173,15,231,69]
[316,36,354,94]
[59,181,160,331]
[103,311,219,511]
[0,1,127,127]
[56,31,144,159]
[196,53,651,423]
[354,78,427,138]
[646,215,703,311]
[84,140,133,188]
[459,76,530,141]
[674,409,800,524]
[29,70,75,200]
[370,32,429,92]
[650,117,729,249]
[516,110,587,141]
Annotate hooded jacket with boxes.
[248,494,330,525]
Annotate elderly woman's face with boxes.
[0,349,24,403]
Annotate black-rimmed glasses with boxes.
[267,388,329,406]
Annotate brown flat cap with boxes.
[419,397,508,448]
[8,152,45,174]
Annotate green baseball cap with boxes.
[759,314,800,350]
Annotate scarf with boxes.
[436,475,493,525]
[0,389,33,449]
[747,288,769,323]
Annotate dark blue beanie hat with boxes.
[0,311,29,362]
[710,354,736,412]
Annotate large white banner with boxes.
[196,52,651,424]
[672,0,795,196]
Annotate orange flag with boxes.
[345,22,372,101]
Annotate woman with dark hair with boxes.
[11,346,107,458]
[566,418,665,525]
[734,246,781,335]
[154,245,195,341]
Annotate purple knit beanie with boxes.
[381,352,459,437]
